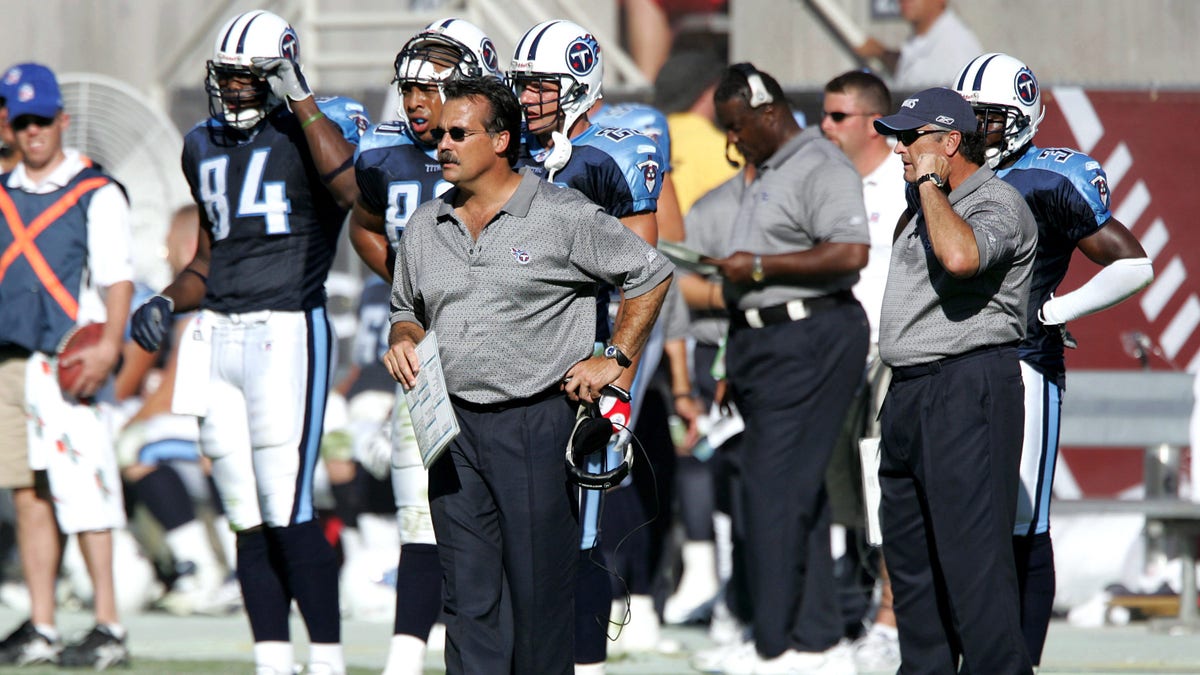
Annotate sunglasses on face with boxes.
[822,111,873,123]
[10,115,57,132]
[430,126,491,143]
[895,128,946,146]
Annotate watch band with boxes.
[916,172,944,189]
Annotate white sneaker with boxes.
[690,639,754,673]
[663,541,720,624]
[852,624,900,673]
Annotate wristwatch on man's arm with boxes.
[604,342,632,368]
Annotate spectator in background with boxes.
[0,62,132,669]
[624,0,727,83]
[0,72,21,172]
[855,0,981,89]
[820,69,906,672]
[653,48,737,216]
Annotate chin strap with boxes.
[1039,256,1154,325]
[544,130,573,182]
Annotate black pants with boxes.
[727,301,868,658]
[430,394,580,675]
[880,346,1032,675]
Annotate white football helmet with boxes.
[394,17,503,104]
[953,52,1045,168]
[508,20,604,135]
[206,10,299,130]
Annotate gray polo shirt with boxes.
[878,166,1037,368]
[391,168,675,404]
[682,171,745,346]
[724,126,869,309]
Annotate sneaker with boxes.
[0,620,61,665]
[852,624,900,673]
[690,639,754,673]
[59,625,129,670]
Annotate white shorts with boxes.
[24,353,125,534]
[182,308,332,531]
[1015,362,1063,536]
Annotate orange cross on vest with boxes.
[0,177,110,320]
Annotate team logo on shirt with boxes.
[1014,67,1038,106]
[1090,175,1111,209]
[566,36,599,76]
[511,247,531,264]
[637,158,660,194]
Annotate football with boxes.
[56,322,106,398]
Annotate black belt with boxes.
[450,383,565,414]
[890,342,1019,382]
[730,290,854,328]
[0,344,32,362]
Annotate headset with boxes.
[731,62,774,109]
[565,385,634,490]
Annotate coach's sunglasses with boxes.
[895,128,946,146]
[430,126,492,143]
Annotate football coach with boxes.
[382,76,673,675]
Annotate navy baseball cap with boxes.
[3,63,63,120]
[874,87,975,135]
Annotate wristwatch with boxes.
[915,172,946,189]
[604,342,632,368]
[751,255,765,283]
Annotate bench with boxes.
[1055,370,1197,628]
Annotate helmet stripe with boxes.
[525,20,562,61]
[221,10,261,54]
[970,53,1003,92]
[235,11,266,56]
[437,18,455,30]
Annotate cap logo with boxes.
[3,68,20,86]
[17,83,34,103]
[936,115,955,125]
[1015,67,1038,105]
[901,98,918,109]
[566,35,599,77]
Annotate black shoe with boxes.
[0,619,61,665]
[59,624,129,669]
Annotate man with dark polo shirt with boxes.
[703,62,870,673]
[873,87,1036,674]
[382,77,672,675]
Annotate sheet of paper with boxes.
[859,437,883,546]
[403,330,460,469]
[657,240,719,276]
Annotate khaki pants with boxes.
[0,352,32,489]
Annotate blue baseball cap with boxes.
[874,87,975,135]
[2,63,63,120]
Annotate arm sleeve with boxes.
[1040,257,1153,324]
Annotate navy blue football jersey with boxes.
[183,97,367,313]
[346,277,395,398]
[354,120,450,252]
[516,124,664,218]
[997,144,1112,377]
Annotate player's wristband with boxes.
[300,111,326,130]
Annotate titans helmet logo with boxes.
[481,38,499,74]
[1015,68,1038,106]
[280,28,300,61]
[566,36,599,77]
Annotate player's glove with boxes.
[598,384,633,450]
[131,295,174,352]
[252,56,312,103]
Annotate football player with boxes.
[509,19,669,672]
[129,10,367,675]
[954,53,1154,666]
[345,17,502,675]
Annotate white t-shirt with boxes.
[895,9,984,89]
[5,148,134,324]
[852,151,907,344]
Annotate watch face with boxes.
[604,345,616,358]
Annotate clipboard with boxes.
[657,240,719,276]
[402,330,460,468]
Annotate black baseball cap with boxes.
[874,87,975,135]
